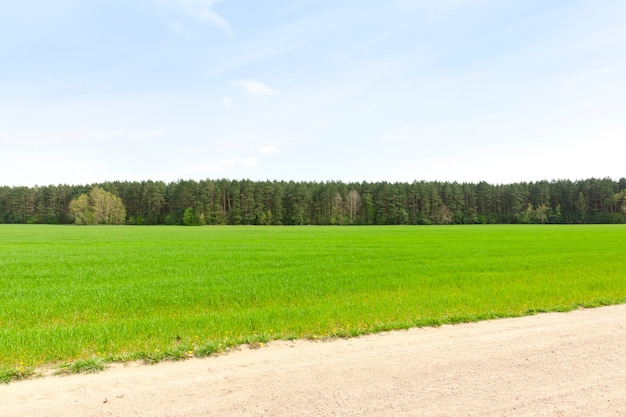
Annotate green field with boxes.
[1,224,625,382]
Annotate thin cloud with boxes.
[232,80,279,96]
[258,145,281,155]
[565,68,615,88]
[159,0,230,29]
[244,157,257,166]
[397,0,491,10]
[222,97,236,109]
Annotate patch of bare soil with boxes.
[2,304,625,416]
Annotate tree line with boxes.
[1,177,625,225]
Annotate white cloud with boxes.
[258,145,281,155]
[232,80,279,96]
[565,68,615,88]
[159,0,230,29]
[396,0,491,10]
[380,125,422,142]
[244,157,257,166]
[222,97,236,109]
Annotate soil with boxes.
[2,304,625,416]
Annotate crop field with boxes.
[1,224,625,382]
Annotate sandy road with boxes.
[2,304,625,416]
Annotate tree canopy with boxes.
[69,186,126,225]
[1,177,625,225]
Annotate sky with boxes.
[1,0,625,187]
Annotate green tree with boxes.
[69,187,126,225]
[69,194,93,225]
[183,207,200,226]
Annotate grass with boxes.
[55,357,108,375]
[1,224,625,382]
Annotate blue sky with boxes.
[1,0,625,186]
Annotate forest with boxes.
[1,177,626,225]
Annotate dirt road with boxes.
[2,304,625,416]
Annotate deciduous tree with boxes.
[69,187,126,225]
